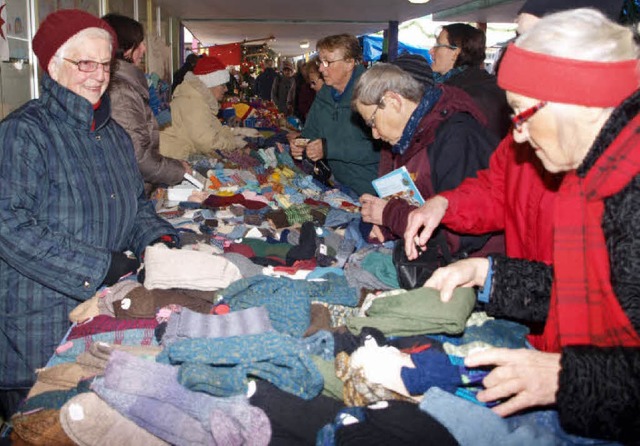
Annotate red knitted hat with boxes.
[33,9,118,75]
[193,56,230,88]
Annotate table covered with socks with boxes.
[8,139,577,446]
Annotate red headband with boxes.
[498,44,639,107]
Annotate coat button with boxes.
[110,193,116,199]
[83,280,90,288]
[96,135,101,141]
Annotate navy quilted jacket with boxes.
[0,75,176,387]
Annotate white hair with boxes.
[49,28,112,77]
[516,8,639,61]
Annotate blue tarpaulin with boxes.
[361,35,432,63]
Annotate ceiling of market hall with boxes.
[156,0,526,56]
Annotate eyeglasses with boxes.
[511,101,547,132]
[365,98,385,128]
[316,58,345,68]
[62,57,111,73]
[431,43,458,50]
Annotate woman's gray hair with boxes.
[352,63,424,109]
[516,8,639,61]
[49,27,113,76]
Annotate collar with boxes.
[391,87,443,155]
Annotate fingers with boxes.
[464,347,514,368]
[404,215,422,260]
[416,223,436,248]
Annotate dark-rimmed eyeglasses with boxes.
[365,98,385,128]
[62,57,111,73]
[511,101,547,132]
[431,43,458,50]
[316,58,345,68]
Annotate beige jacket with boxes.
[160,72,237,160]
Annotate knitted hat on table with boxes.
[194,56,230,88]
[33,9,118,75]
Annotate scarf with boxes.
[543,101,640,352]
[391,87,443,156]
[432,65,467,84]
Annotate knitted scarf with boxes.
[391,87,443,156]
[432,65,467,84]
[543,99,640,352]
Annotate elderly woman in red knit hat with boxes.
[0,9,177,418]
[422,9,640,443]
[160,55,258,159]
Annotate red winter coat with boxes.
[440,132,562,264]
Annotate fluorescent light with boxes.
[408,0,430,3]
[300,40,310,49]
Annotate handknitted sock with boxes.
[91,379,210,446]
[401,347,489,397]
[113,287,215,319]
[67,315,159,341]
[69,295,101,323]
[303,304,332,337]
[28,363,99,398]
[102,350,271,445]
[285,221,317,266]
[162,306,274,346]
[11,409,75,446]
[75,342,162,375]
[222,253,264,278]
[96,280,143,317]
[59,393,169,446]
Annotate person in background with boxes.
[294,34,381,196]
[160,55,255,159]
[424,9,639,442]
[306,56,324,93]
[226,65,241,96]
[430,23,511,138]
[354,63,502,258]
[102,13,189,197]
[289,59,315,123]
[255,58,278,101]
[404,0,626,350]
[271,60,295,114]
[171,52,199,93]
[0,9,177,419]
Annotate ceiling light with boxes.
[408,0,430,3]
[300,40,310,49]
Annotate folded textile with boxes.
[113,286,216,319]
[67,315,158,340]
[11,408,75,446]
[346,287,476,337]
[143,245,242,291]
[157,332,324,400]
[162,306,274,346]
[60,393,169,446]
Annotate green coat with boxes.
[302,65,380,196]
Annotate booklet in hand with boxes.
[371,166,424,207]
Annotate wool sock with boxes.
[285,221,317,265]
[11,409,75,446]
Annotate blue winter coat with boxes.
[0,75,176,388]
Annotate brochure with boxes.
[371,166,424,207]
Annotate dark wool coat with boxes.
[444,66,511,140]
[486,91,640,443]
[381,85,502,256]
[0,75,176,388]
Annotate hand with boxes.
[360,194,387,226]
[465,348,561,417]
[290,140,305,160]
[404,195,449,260]
[286,131,301,144]
[369,225,386,243]
[180,161,191,174]
[423,257,489,302]
[305,139,324,161]
[102,252,141,287]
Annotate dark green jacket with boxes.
[302,65,380,195]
